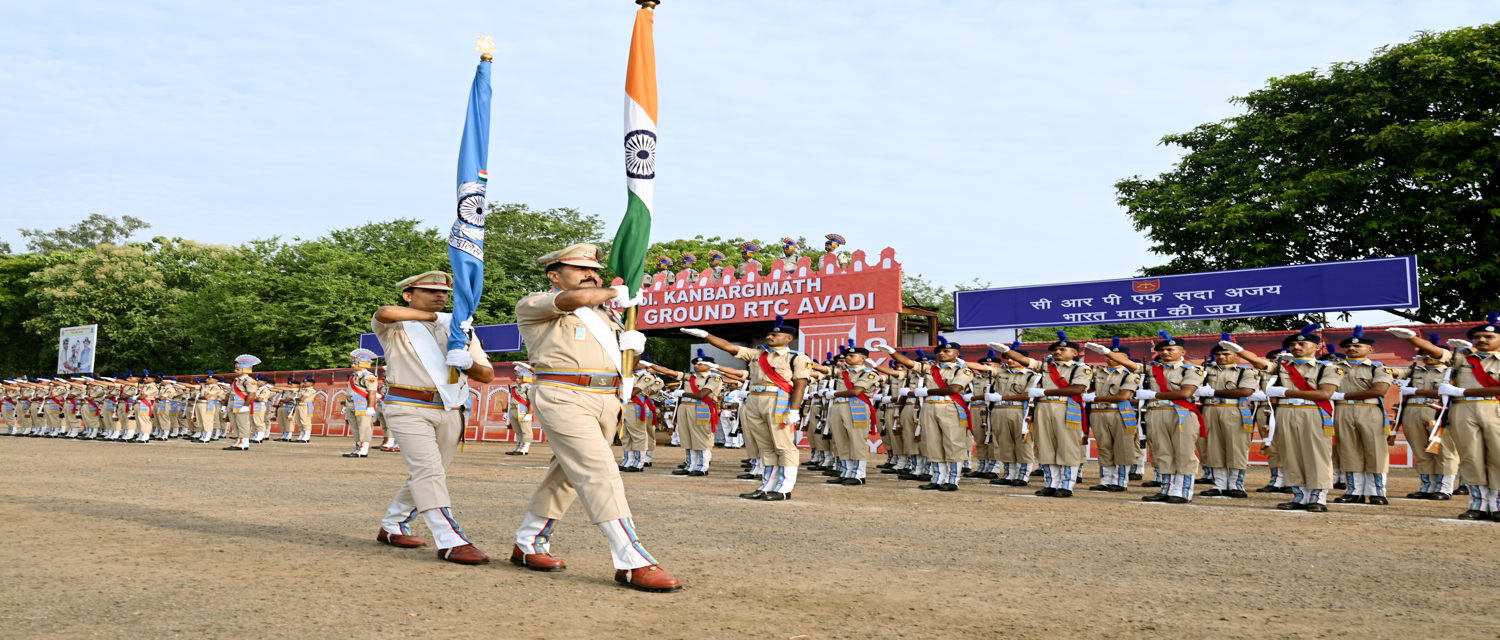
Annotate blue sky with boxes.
[0,1,1491,325]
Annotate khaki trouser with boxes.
[994,407,1035,464]
[231,410,253,439]
[806,403,829,453]
[386,403,464,512]
[349,410,373,444]
[881,407,901,456]
[1033,401,1085,466]
[742,392,799,468]
[46,405,62,429]
[828,401,871,462]
[1403,403,1458,476]
[621,404,651,452]
[1144,405,1201,476]
[678,400,713,450]
[526,385,631,524]
[195,402,214,434]
[918,400,968,463]
[896,404,919,457]
[1091,409,1132,468]
[1334,403,1389,474]
[974,406,1003,460]
[1274,405,1333,490]
[135,404,153,433]
[1202,405,1252,470]
[508,406,534,446]
[81,404,102,430]
[1447,400,1500,489]
[294,405,311,434]
[251,407,267,433]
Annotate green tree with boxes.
[20,213,152,255]
[1115,23,1500,328]
[902,274,990,331]
[0,254,49,372]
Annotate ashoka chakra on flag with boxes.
[624,129,656,179]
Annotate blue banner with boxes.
[446,57,492,354]
[360,323,521,359]
[953,256,1420,330]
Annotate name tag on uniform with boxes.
[575,327,587,340]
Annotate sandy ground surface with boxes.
[3,435,1499,640]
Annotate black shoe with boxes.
[505,450,527,456]
[876,463,895,469]
[1277,501,1307,510]
[342,451,367,458]
[644,462,652,468]
[807,465,827,472]
[1458,509,1488,520]
[736,473,759,480]
[1406,491,1433,499]
[1432,493,1452,500]
[739,490,766,500]
[897,473,919,481]
[880,468,902,474]
[1333,494,1364,504]
[688,470,706,477]
[1455,486,1471,495]
[1278,486,1296,494]
[1333,482,1347,490]
[980,472,1000,480]
[1141,493,1167,502]
[1199,489,1224,497]
[676,463,687,469]
[1255,485,1281,493]
[1052,489,1072,498]
[989,478,1010,486]
[826,477,847,484]
[1035,487,1057,497]
[741,459,753,464]
[223,444,249,451]
[842,478,865,486]
[822,470,841,477]
[1195,477,1212,485]
[1226,490,1249,498]
[1128,473,1143,481]
[1368,496,1389,505]
[917,483,941,491]
[623,467,644,472]
[671,469,690,476]
[1010,480,1029,487]
[760,491,791,501]
[939,483,959,492]
[915,474,932,481]
[1166,496,1189,504]
[1087,484,1110,492]
[1141,480,1163,488]
[1030,469,1044,477]
[1305,503,1328,512]
[1106,485,1127,493]
[961,471,981,478]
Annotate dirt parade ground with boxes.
[3,437,1500,640]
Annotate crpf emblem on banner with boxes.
[1132,279,1161,293]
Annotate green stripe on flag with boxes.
[610,188,653,296]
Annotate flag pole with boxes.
[620,0,658,379]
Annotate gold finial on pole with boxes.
[636,0,659,8]
[476,36,496,62]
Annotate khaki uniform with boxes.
[1200,364,1261,492]
[1254,392,1283,490]
[134,382,157,441]
[230,376,257,440]
[1333,359,1395,497]
[804,371,831,458]
[346,369,380,446]
[44,385,64,433]
[1267,358,1345,504]
[733,344,813,494]
[826,364,879,480]
[676,372,723,453]
[913,360,973,486]
[1025,358,1092,491]
[81,384,106,434]
[507,382,535,449]
[894,368,924,474]
[251,385,273,438]
[1088,365,1142,488]
[621,374,660,469]
[293,387,315,435]
[1398,364,1458,496]
[989,364,1039,483]
[1139,361,1206,499]
[1437,348,1500,513]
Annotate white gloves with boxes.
[1027,388,1046,399]
[459,318,473,333]
[1194,387,1216,398]
[875,344,897,355]
[912,388,929,398]
[898,387,911,397]
[618,330,646,353]
[1439,384,1467,398]
[609,285,644,308]
[1400,386,1418,397]
[985,392,1003,403]
[1266,386,1287,398]
[1217,340,1244,353]
[1084,342,1110,355]
[1081,392,1097,403]
[706,363,721,370]
[522,414,533,422]
[639,360,657,368]
[680,328,708,338]
[783,409,801,425]
[670,390,685,398]
[1134,389,1157,401]
[433,312,454,332]
[988,342,1010,354]
[1386,327,1417,339]
[444,348,474,370]
[1331,392,1346,401]
[1448,339,1474,351]
[1248,391,1268,402]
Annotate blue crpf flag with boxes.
[447,57,491,354]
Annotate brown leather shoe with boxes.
[377,529,427,548]
[614,565,682,592]
[437,544,489,565]
[509,545,566,572]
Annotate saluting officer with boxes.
[1389,317,1500,520]
[685,316,812,502]
[224,357,261,451]
[1081,338,1142,492]
[823,345,880,485]
[1328,327,1395,505]
[994,333,1091,497]
[1396,337,1458,500]
[1219,325,1343,511]
[506,364,535,456]
[666,350,725,477]
[1252,350,1290,494]
[978,342,1040,487]
[1089,331,1205,503]
[509,244,679,591]
[621,358,665,472]
[879,338,974,491]
[1196,335,1261,498]
[344,349,381,458]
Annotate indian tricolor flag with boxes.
[610,5,657,297]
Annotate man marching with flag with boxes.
[508,1,681,592]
